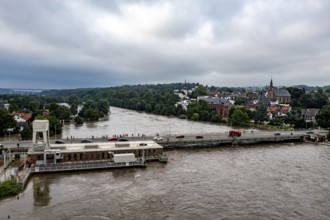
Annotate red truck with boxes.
[229,130,241,137]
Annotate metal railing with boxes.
[31,160,146,173]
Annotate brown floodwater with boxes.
[1,143,329,220]
[61,106,244,139]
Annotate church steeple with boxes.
[270,77,273,89]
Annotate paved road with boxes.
[0,130,323,149]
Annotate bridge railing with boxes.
[31,160,145,173]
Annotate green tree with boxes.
[234,97,245,105]
[98,99,110,115]
[210,114,221,122]
[269,117,283,126]
[187,100,208,119]
[191,85,208,98]
[253,106,268,124]
[8,103,19,112]
[283,110,301,127]
[68,95,81,105]
[0,179,22,197]
[47,103,71,120]
[84,109,99,121]
[74,116,84,125]
[145,103,152,113]
[179,114,187,119]
[299,90,329,109]
[0,109,16,136]
[28,100,40,113]
[175,104,186,117]
[20,124,32,140]
[70,104,78,116]
[191,113,200,121]
[316,105,330,129]
[229,109,250,126]
[287,87,305,100]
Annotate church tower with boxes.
[268,77,275,99]
[270,77,273,89]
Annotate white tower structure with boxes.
[32,120,50,151]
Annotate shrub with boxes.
[0,179,21,198]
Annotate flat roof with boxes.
[29,140,163,154]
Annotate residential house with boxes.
[12,112,32,131]
[175,100,192,111]
[267,105,292,119]
[198,96,231,118]
[301,108,320,122]
[0,100,10,110]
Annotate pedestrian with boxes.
[17,143,19,148]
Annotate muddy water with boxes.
[61,107,236,139]
[1,143,329,220]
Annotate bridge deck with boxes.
[160,134,304,148]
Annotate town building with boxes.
[12,112,32,131]
[198,96,231,118]
[267,78,291,104]
[0,100,10,110]
[301,108,320,122]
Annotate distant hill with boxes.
[0,88,44,95]
[292,85,330,92]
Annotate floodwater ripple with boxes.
[1,107,329,220]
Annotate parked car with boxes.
[153,136,163,141]
[81,139,92,143]
[55,140,65,144]
[176,135,185,138]
[139,143,148,146]
[195,136,203,139]
[108,137,119,141]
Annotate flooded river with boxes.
[1,108,330,220]
[62,107,234,139]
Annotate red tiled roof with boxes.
[12,112,32,121]
[281,106,291,114]
[267,106,277,113]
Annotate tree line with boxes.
[1,83,330,140]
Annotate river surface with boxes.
[1,108,330,220]
[62,107,236,139]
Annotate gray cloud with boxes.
[0,0,329,89]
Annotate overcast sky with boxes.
[0,0,329,89]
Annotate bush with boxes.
[0,179,21,198]
[74,116,84,125]
[179,114,187,119]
